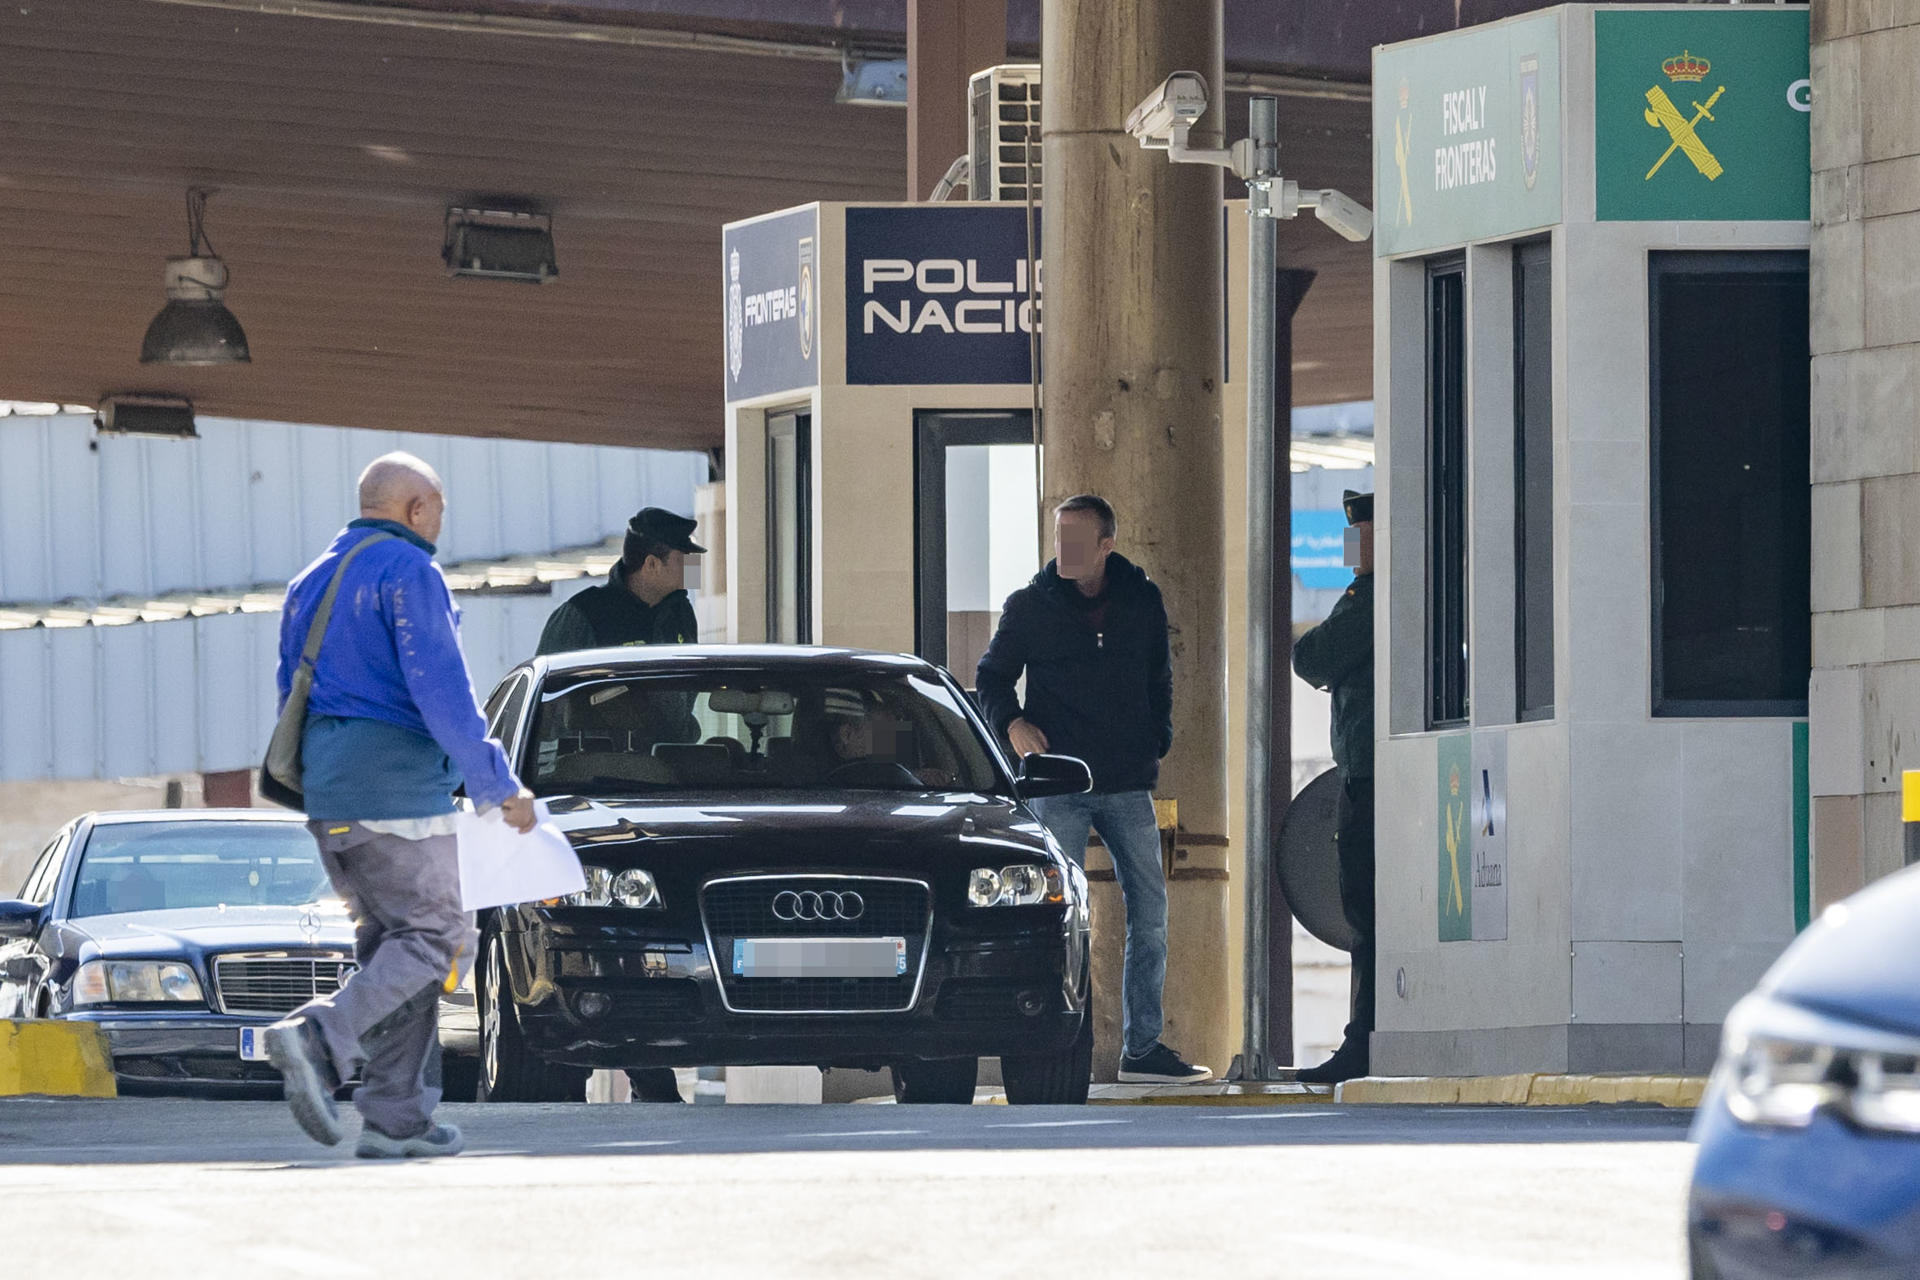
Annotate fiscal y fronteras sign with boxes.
[845,206,1040,386]
[721,204,820,401]
[1373,10,1562,257]
[1595,8,1810,222]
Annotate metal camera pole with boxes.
[1237,95,1281,1082]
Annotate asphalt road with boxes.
[0,1098,1696,1278]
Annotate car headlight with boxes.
[968,864,1065,907]
[1719,994,1920,1134]
[71,960,204,1006]
[565,866,662,909]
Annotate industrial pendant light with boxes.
[140,188,250,365]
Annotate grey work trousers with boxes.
[295,821,477,1138]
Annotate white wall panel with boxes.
[0,415,704,606]
[0,629,52,781]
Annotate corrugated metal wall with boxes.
[0,414,705,603]
[0,414,702,781]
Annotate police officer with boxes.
[537,507,703,655]
[1292,490,1375,1085]
[536,506,703,1103]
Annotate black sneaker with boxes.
[1118,1042,1214,1084]
[264,1017,345,1147]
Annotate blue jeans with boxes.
[1029,790,1167,1059]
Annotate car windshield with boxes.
[70,822,332,917]
[524,668,1003,796]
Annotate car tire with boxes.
[477,922,588,1103]
[891,1057,979,1104]
[1002,1004,1093,1105]
[439,1052,481,1103]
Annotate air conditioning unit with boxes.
[968,64,1041,202]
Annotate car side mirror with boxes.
[1016,753,1093,801]
[0,899,44,940]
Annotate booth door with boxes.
[914,411,1038,685]
[767,410,811,644]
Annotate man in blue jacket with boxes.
[976,494,1211,1084]
[265,452,536,1158]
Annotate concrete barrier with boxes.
[0,1020,117,1098]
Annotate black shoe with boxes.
[265,1017,345,1146]
[626,1068,686,1103]
[1118,1042,1214,1084]
[1296,1043,1369,1085]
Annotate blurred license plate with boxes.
[238,1027,273,1062]
[733,937,906,978]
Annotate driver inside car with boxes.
[824,692,953,789]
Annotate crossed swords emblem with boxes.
[1644,82,1726,182]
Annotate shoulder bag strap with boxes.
[298,531,398,671]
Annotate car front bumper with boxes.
[1688,1080,1920,1278]
[506,913,1087,1069]
[61,1011,286,1095]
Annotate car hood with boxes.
[60,903,356,957]
[542,791,1053,859]
[1765,863,1920,1037]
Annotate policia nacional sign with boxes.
[1595,8,1810,222]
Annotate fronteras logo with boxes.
[1519,54,1541,191]
[1392,79,1415,227]
[1643,51,1725,183]
[797,235,815,362]
[727,248,744,383]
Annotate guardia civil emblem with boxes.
[727,247,744,383]
[1644,50,1724,183]
[1391,79,1415,228]
[1519,54,1541,191]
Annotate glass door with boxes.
[914,411,1039,683]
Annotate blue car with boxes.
[1689,864,1920,1278]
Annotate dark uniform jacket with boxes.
[1292,572,1374,779]
[536,564,699,655]
[975,553,1173,794]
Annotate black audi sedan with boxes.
[0,810,363,1096]
[471,645,1095,1105]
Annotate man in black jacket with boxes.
[536,505,702,1103]
[976,494,1211,1084]
[537,507,703,655]
[1292,490,1376,1084]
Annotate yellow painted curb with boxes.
[0,1020,118,1098]
[1336,1073,1703,1108]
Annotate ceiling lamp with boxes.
[140,188,250,365]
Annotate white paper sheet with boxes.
[456,802,585,912]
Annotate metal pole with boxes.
[1239,95,1279,1081]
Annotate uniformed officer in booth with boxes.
[1291,490,1375,1085]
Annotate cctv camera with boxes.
[1307,188,1373,243]
[1125,71,1210,143]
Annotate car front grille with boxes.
[700,876,931,1014]
[211,954,357,1017]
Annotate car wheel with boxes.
[477,922,588,1103]
[1002,1004,1093,1105]
[891,1057,979,1104]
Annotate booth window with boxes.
[1650,251,1810,717]
[766,411,812,644]
[1513,239,1554,722]
[1426,255,1469,728]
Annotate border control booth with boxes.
[719,200,1281,1080]
[1370,4,1812,1076]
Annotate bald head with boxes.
[358,452,446,545]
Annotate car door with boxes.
[0,831,67,1018]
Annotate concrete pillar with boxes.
[1041,0,1230,1075]
[907,0,1007,200]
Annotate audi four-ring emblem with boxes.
[772,889,865,922]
